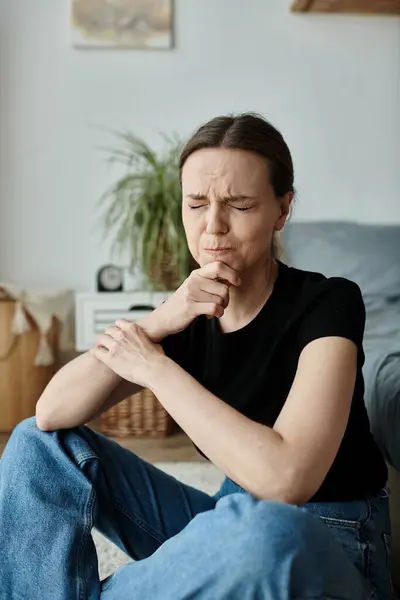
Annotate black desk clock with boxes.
[96,264,123,292]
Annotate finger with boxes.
[96,333,115,350]
[187,287,228,309]
[130,324,156,350]
[197,279,230,308]
[193,302,225,319]
[115,318,134,331]
[104,325,124,341]
[114,321,151,348]
[197,261,241,287]
[90,346,109,362]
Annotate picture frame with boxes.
[71,0,174,49]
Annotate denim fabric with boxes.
[0,417,392,600]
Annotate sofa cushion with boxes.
[282,221,400,299]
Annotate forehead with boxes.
[181,147,270,193]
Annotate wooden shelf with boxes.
[291,0,400,13]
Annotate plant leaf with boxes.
[96,130,185,289]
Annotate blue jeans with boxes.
[0,417,393,600]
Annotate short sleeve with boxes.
[297,278,366,358]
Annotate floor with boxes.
[0,418,205,463]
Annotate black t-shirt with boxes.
[161,261,388,502]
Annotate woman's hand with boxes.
[147,261,241,339]
[89,320,166,388]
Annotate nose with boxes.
[205,204,229,235]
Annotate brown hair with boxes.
[179,113,295,259]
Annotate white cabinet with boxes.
[75,291,172,352]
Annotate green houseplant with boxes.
[98,132,192,291]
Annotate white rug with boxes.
[93,462,225,581]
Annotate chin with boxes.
[198,254,217,266]
[198,252,241,271]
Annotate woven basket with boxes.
[99,249,195,439]
[100,388,177,438]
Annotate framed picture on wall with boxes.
[291,0,400,13]
[71,0,174,49]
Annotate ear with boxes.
[274,192,293,231]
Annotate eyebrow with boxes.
[187,193,255,202]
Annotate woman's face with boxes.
[181,147,291,273]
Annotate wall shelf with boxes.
[291,0,400,13]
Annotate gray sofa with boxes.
[283,221,400,592]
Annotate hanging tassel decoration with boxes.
[12,301,31,335]
[34,332,54,366]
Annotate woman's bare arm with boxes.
[145,336,357,506]
[35,352,143,431]
[35,311,166,431]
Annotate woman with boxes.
[0,113,392,600]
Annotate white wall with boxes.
[0,0,399,290]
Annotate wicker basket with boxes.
[100,388,178,438]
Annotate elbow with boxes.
[256,468,316,507]
[35,404,52,431]
[35,405,77,432]
[35,413,50,431]
[280,487,315,507]
[35,398,46,430]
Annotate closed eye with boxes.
[188,205,252,211]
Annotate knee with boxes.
[12,416,40,435]
[217,494,326,577]
[252,500,325,559]
[10,416,46,446]
[1,417,50,472]
[7,416,48,451]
